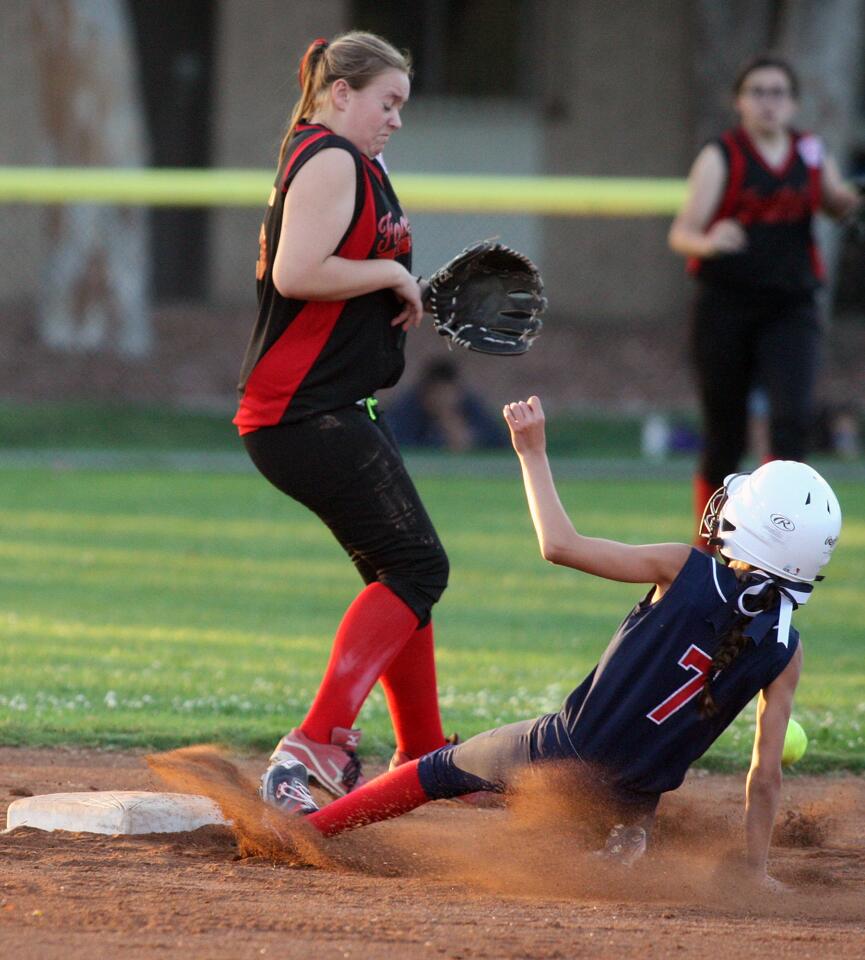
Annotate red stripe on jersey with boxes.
[339,164,377,258]
[806,155,823,209]
[363,155,384,185]
[808,154,824,283]
[809,242,826,282]
[234,300,344,434]
[234,166,378,434]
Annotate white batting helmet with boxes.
[700,461,842,583]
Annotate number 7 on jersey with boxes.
[647,645,713,725]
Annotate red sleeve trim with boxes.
[687,133,740,275]
[715,131,745,220]
[279,131,332,193]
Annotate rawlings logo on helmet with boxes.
[770,514,795,531]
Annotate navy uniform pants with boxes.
[417,716,660,826]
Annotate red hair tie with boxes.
[298,38,329,87]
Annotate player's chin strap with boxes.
[736,572,814,648]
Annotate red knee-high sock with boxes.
[301,583,418,744]
[693,473,717,544]
[380,621,446,758]
[308,759,429,837]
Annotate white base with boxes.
[4,791,229,835]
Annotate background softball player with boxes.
[235,33,452,799]
[265,396,841,889]
[668,54,863,533]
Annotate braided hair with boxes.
[698,569,780,719]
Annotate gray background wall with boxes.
[1,0,863,414]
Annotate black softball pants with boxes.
[242,405,449,624]
[692,281,821,487]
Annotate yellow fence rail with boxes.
[0,167,686,216]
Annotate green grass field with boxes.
[0,400,658,458]
[0,459,863,772]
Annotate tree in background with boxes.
[31,0,151,357]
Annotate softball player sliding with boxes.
[668,54,863,534]
[265,396,841,888]
[235,33,452,799]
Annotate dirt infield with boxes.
[2,747,864,960]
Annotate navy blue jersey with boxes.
[532,549,799,798]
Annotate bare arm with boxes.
[820,153,863,220]
[503,397,690,589]
[668,143,747,260]
[744,644,803,885]
[272,148,422,329]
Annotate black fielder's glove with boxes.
[423,240,547,356]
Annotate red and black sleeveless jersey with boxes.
[233,123,412,435]
[689,127,824,294]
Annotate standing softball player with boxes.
[668,54,863,532]
[266,397,841,888]
[234,33,451,798]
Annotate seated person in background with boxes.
[388,358,506,451]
